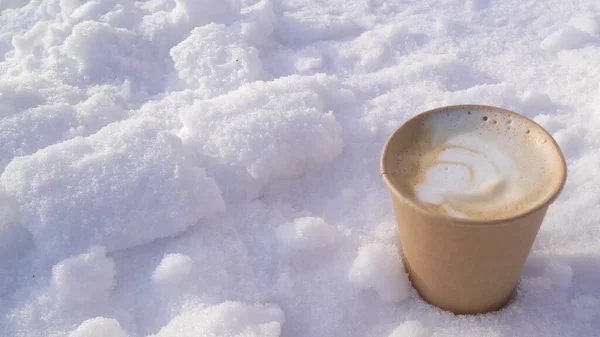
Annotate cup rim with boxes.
[380,104,568,226]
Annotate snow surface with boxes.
[147,301,284,337]
[0,0,599,336]
[348,243,411,303]
[151,253,193,286]
[68,317,128,337]
[51,246,116,310]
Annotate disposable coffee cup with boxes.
[380,105,567,314]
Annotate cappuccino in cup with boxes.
[391,107,564,220]
[381,105,566,314]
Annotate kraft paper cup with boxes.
[380,105,567,315]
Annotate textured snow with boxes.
[51,246,116,309]
[349,243,411,303]
[1,0,600,336]
[179,74,345,187]
[68,317,129,337]
[540,27,599,53]
[170,23,265,97]
[148,301,284,337]
[152,253,193,286]
[568,14,600,35]
[276,216,343,252]
[1,116,225,259]
[387,321,432,337]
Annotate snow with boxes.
[0,187,31,257]
[540,27,599,53]
[1,116,225,259]
[170,23,265,97]
[148,301,284,337]
[348,243,411,303]
[276,216,344,253]
[152,253,193,286]
[568,14,600,35]
[0,0,599,336]
[51,246,116,309]
[68,317,129,337]
[179,74,345,187]
[387,321,432,337]
[521,259,574,291]
[570,296,600,322]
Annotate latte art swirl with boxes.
[411,132,533,218]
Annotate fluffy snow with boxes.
[1,116,225,259]
[388,321,432,337]
[68,317,129,337]
[178,74,345,187]
[568,14,600,35]
[151,253,193,286]
[51,246,116,309]
[276,216,343,252]
[521,259,574,291]
[348,243,411,303]
[170,23,265,97]
[1,0,600,336]
[148,301,284,337]
[540,27,599,53]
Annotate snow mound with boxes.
[1,116,225,258]
[0,0,29,12]
[68,317,128,337]
[533,114,565,134]
[522,259,573,290]
[61,1,139,29]
[152,253,193,286]
[170,23,264,97]
[0,78,45,117]
[235,0,276,47]
[0,81,130,172]
[171,0,241,28]
[60,0,89,18]
[0,104,78,171]
[179,74,345,186]
[540,27,598,52]
[348,243,410,303]
[73,91,127,137]
[568,14,600,36]
[10,21,50,58]
[52,246,116,309]
[433,327,503,337]
[553,127,587,158]
[388,321,432,337]
[295,55,324,74]
[62,20,167,91]
[424,57,496,92]
[333,24,427,73]
[276,0,372,45]
[149,301,284,337]
[276,216,342,252]
[138,0,240,52]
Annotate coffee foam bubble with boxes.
[388,107,563,220]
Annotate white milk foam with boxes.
[399,108,561,220]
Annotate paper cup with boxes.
[380,105,567,314]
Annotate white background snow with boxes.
[0,0,599,336]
